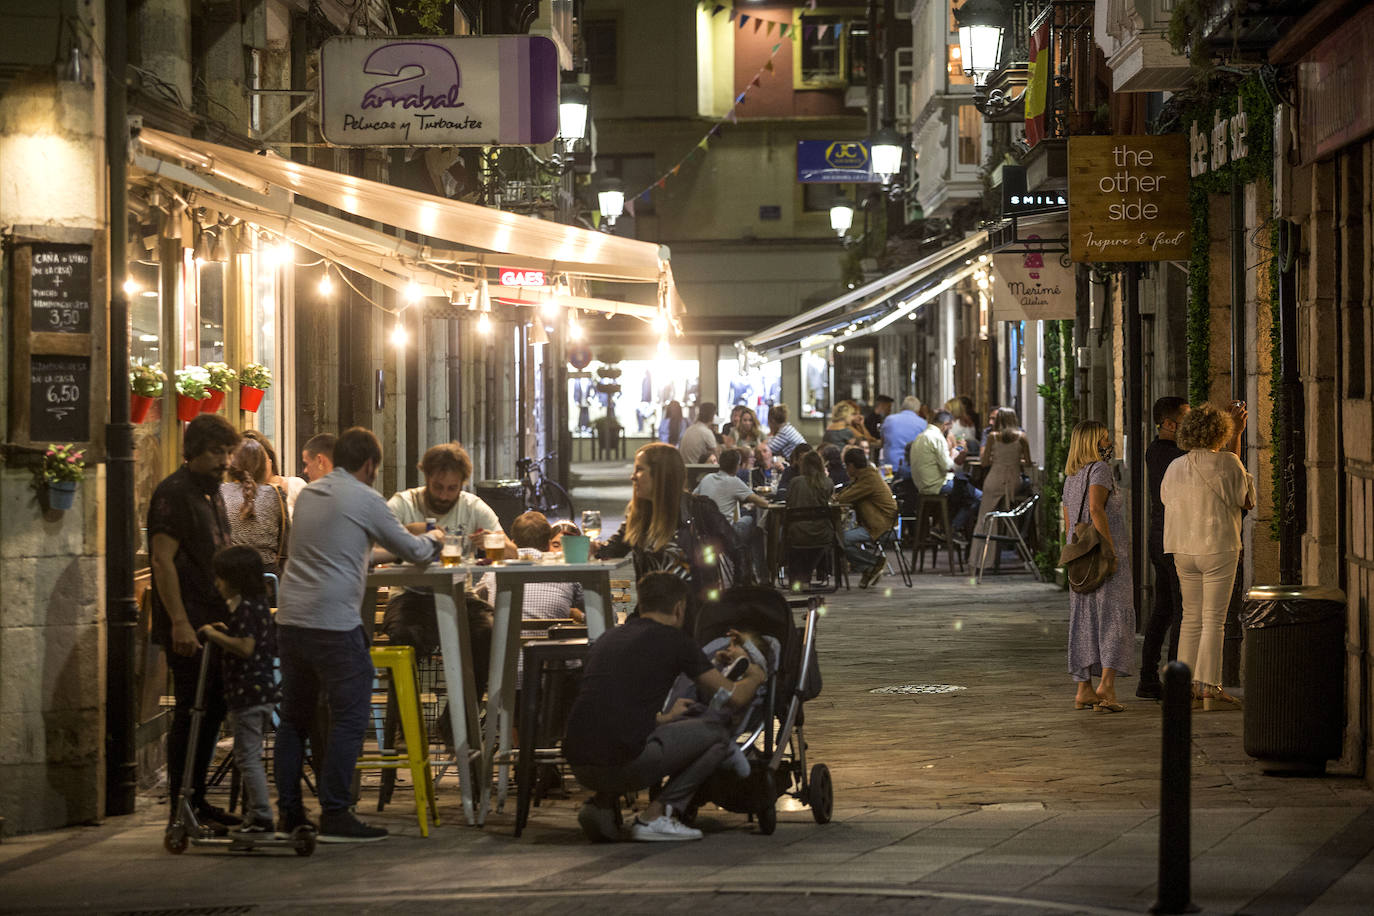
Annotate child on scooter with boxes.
[199,546,279,835]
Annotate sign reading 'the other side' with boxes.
[1068,135,1190,262]
[320,36,558,147]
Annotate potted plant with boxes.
[174,366,211,421]
[129,362,164,424]
[201,362,237,413]
[41,443,86,511]
[239,362,272,413]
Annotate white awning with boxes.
[133,128,681,323]
[737,231,990,361]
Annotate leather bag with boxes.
[1058,462,1116,593]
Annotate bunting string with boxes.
[627,6,849,211]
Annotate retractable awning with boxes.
[737,231,990,361]
[133,128,682,323]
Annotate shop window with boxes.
[948,44,972,87]
[957,104,983,165]
[800,350,830,419]
[198,261,225,364]
[251,250,282,443]
[833,344,875,406]
[570,358,699,438]
[717,357,781,415]
[583,19,618,86]
[129,260,162,366]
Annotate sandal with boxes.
[1095,701,1126,714]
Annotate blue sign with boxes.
[796,140,879,183]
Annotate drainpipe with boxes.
[1277,219,1303,584]
[105,0,138,816]
[1125,264,1145,622]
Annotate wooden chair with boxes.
[911,492,965,574]
[780,505,848,593]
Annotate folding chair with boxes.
[971,494,1044,584]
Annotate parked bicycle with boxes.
[517,453,574,521]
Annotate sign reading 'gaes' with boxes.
[499,268,546,287]
[1068,135,1190,263]
[320,36,558,147]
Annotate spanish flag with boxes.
[1024,20,1049,148]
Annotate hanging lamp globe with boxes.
[954,0,1007,83]
[869,126,905,183]
[829,191,855,236]
[559,81,589,150]
[598,177,625,227]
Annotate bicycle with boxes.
[517,453,574,522]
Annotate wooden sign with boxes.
[1068,135,1190,262]
[29,355,91,442]
[993,232,1076,320]
[29,243,92,334]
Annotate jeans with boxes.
[275,624,374,816]
[1139,548,1183,684]
[842,524,879,574]
[940,478,982,536]
[165,646,227,814]
[231,703,275,824]
[732,515,765,582]
[1174,550,1240,687]
[571,717,731,814]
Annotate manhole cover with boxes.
[868,684,967,695]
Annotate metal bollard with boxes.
[1152,661,1196,914]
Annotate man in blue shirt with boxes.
[881,396,928,477]
[274,427,443,843]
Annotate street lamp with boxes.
[597,177,625,228]
[558,82,589,152]
[829,189,854,237]
[954,0,1007,83]
[869,126,904,183]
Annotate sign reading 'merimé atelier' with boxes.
[1068,135,1190,262]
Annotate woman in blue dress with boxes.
[1061,420,1135,713]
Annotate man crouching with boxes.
[563,572,765,842]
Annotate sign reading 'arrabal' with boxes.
[1067,135,1190,263]
[320,36,559,147]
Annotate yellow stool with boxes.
[357,646,438,837]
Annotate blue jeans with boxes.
[941,478,982,535]
[843,525,879,574]
[231,703,275,824]
[275,625,373,816]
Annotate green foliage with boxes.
[203,361,237,392]
[129,362,164,398]
[174,365,210,399]
[43,443,87,484]
[394,0,448,34]
[239,362,273,390]
[1035,319,1076,579]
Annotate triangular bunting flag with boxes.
[754,18,763,33]
[835,23,844,38]
[656,178,666,189]
[625,199,636,218]
[764,58,775,72]
[728,9,736,21]
[772,41,782,52]
[727,109,738,123]
[766,21,775,35]
[735,91,746,104]
[709,124,721,137]
[698,137,709,150]
[671,165,680,176]
[639,190,651,201]
[739,14,749,28]
[750,75,761,87]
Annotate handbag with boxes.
[1057,462,1116,593]
[271,483,289,571]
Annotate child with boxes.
[199,545,279,835]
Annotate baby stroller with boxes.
[677,586,832,835]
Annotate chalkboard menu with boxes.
[29,243,92,334]
[29,355,91,442]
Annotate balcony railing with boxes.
[1029,1,1103,142]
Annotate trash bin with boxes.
[1241,585,1346,773]
[475,479,525,531]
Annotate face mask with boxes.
[1098,443,1114,461]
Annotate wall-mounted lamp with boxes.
[598,177,625,228]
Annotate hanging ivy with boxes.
[1179,74,1278,536]
[1036,318,1076,579]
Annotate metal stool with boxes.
[912,493,964,573]
[514,638,590,837]
[359,646,438,837]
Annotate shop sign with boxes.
[1298,2,1374,163]
[796,140,879,183]
[1188,97,1248,178]
[319,35,559,147]
[1001,165,1067,217]
[993,234,1075,321]
[1067,135,1190,263]
[499,268,546,287]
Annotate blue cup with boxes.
[562,534,591,564]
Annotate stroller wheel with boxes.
[756,771,777,836]
[292,825,317,857]
[163,826,189,855]
[809,763,833,825]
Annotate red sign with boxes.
[1299,3,1374,163]
[498,268,546,287]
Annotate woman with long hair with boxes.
[784,450,836,586]
[658,401,685,446]
[597,443,734,614]
[975,408,1033,528]
[219,437,290,575]
[822,401,874,448]
[1061,420,1134,712]
[729,407,763,450]
[1161,402,1253,709]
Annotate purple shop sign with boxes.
[320,35,558,147]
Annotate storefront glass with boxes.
[800,350,830,418]
[251,252,282,445]
[569,358,699,439]
[717,357,781,417]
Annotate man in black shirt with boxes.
[147,414,241,829]
[864,394,893,441]
[1138,397,1190,699]
[564,572,765,842]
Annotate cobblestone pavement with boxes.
[2,559,1373,915]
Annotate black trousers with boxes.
[1140,548,1183,684]
[166,645,227,813]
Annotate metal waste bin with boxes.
[475,479,525,531]
[1241,585,1345,773]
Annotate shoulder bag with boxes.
[1057,462,1117,594]
[272,483,288,572]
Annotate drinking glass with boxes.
[484,529,506,561]
[580,509,602,541]
[441,529,463,568]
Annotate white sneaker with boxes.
[630,814,702,842]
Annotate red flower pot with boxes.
[176,394,204,422]
[130,393,154,424]
[239,384,265,413]
[201,389,226,413]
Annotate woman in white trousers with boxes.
[1160,402,1255,710]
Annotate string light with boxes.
[318,267,334,297]
[568,311,584,341]
[477,312,491,334]
[390,318,408,348]
[122,278,139,295]
[262,239,292,268]
[405,281,422,303]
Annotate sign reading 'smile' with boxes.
[319,36,559,147]
[30,243,92,334]
[1068,135,1190,262]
